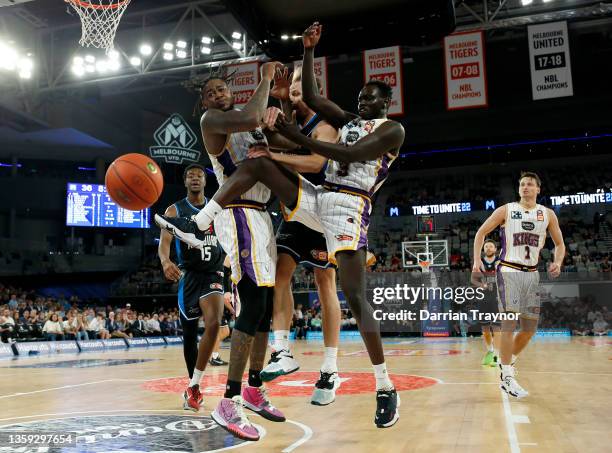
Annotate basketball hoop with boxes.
[418,260,431,274]
[65,0,131,53]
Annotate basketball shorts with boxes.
[276,219,334,268]
[478,286,500,326]
[496,267,541,320]
[214,207,276,287]
[283,175,370,264]
[178,269,225,321]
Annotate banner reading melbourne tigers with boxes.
[225,61,260,107]
[363,46,404,116]
[444,31,488,110]
[294,56,329,98]
[528,21,574,100]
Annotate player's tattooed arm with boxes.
[472,206,507,273]
[301,23,356,129]
[158,204,182,282]
[547,209,565,278]
[201,62,283,136]
[275,115,404,163]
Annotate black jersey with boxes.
[298,113,327,186]
[481,256,499,286]
[173,198,224,273]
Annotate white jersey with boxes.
[325,118,397,196]
[499,202,550,267]
[205,111,271,205]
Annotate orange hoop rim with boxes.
[65,0,130,10]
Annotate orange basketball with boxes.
[105,153,164,211]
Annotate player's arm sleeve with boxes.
[547,209,566,266]
[158,205,177,264]
[293,121,404,163]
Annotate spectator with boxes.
[42,313,65,341]
[75,313,89,341]
[146,314,161,335]
[63,312,77,340]
[593,314,609,336]
[8,294,18,310]
[88,313,110,340]
[0,312,15,343]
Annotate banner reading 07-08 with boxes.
[225,61,260,107]
[363,46,404,116]
[443,31,488,110]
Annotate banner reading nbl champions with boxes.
[528,21,574,100]
[363,46,404,116]
[443,31,488,110]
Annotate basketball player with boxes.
[157,164,225,411]
[252,67,344,406]
[473,239,501,367]
[472,172,565,398]
[157,61,286,441]
[159,23,405,427]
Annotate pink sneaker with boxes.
[242,385,286,422]
[211,396,260,441]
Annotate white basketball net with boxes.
[65,0,131,53]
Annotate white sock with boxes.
[500,364,514,379]
[273,330,289,352]
[212,352,219,360]
[511,354,518,364]
[321,347,338,373]
[373,362,394,391]
[487,344,494,353]
[195,200,222,231]
[190,368,204,387]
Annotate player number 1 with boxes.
[524,246,531,260]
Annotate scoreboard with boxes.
[66,183,150,229]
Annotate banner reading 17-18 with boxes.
[528,21,573,100]
[363,46,404,116]
[444,31,488,110]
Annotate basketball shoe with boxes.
[211,396,260,441]
[499,365,528,398]
[242,385,286,422]
[311,371,341,406]
[375,389,400,428]
[482,350,495,366]
[210,356,228,366]
[154,214,205,250]
[183,384,202,412]
[260,349,299,382]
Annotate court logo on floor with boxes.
[143,371,439,397]
[0,415,247,452]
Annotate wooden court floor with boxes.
[0,336,610,453]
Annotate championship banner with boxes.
[443,31,488,110]
[363,46,404,116]
[528,21,573,100]
[294,56,329,98]
[226,61,260,107]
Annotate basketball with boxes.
[105,153,164,211]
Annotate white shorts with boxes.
[283,176,371,264]
[496,266,541,320]
[214,207,276,287]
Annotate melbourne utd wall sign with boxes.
[0,414,248,452]
[150,114,201,164]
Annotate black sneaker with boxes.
[311,371,340,406]
[209,356,228,366]
[154,214,205,249]
[375,389,400,428]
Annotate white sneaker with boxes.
[311,371,341,406]
[260,349,299,382]
[500,372,529,399]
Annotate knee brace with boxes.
[234,276,272,336]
